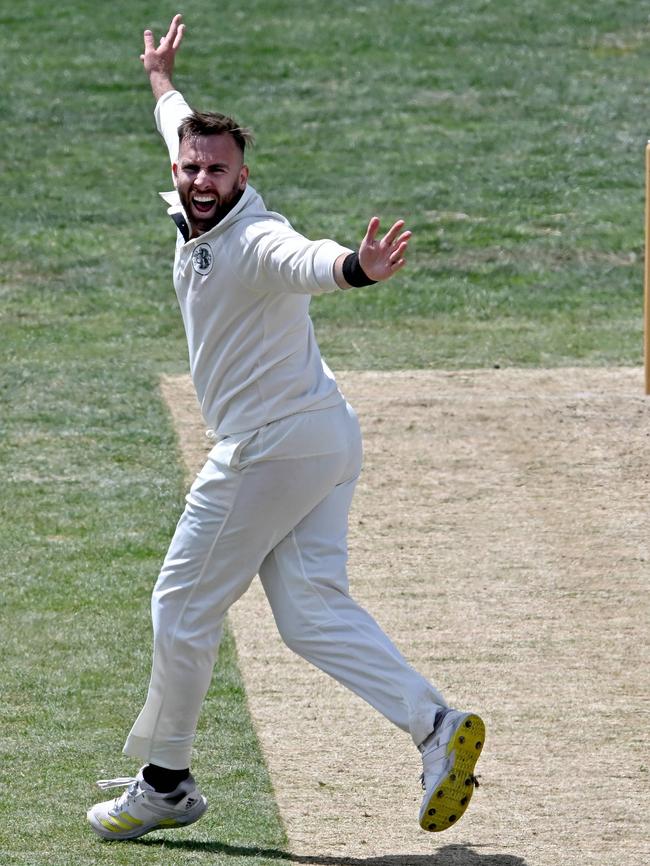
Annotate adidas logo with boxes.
[185,797,197,810]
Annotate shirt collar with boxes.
[158,185,257,245]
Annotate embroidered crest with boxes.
[192,243,213,275]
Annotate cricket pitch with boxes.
[161,367,649,866]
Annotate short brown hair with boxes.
[177,111,254,155]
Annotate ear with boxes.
[172,162,179,188]
[239,164,249,190]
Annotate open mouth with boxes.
[192,195,217,214]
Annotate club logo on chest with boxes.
[192,243,213,275]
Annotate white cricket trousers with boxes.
[124,401,446,769]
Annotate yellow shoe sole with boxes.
[419,713,485,832]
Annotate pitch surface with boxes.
[163,368,649,865]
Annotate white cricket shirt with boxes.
[154,90,351,437]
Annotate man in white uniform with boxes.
[87,14,484,841]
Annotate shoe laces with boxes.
[96,776,141,810]
[96,776,138,790]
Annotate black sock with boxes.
[142,763,190,793]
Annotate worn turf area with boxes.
[2,0,649,863]
[165,368,649,866]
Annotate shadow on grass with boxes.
[139,839,528,865]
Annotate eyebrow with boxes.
[180,160,231,170]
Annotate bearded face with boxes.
[173,133,249,237]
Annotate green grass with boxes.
[1,0,649,863]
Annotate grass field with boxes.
[1,1,648,863]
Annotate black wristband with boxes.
[342,252,377,288]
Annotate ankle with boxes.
[142,764,190,793]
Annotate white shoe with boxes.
[86,768,208,840]
[418,708,485,832]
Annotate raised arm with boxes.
[333,217,412,289]
[140,13,185,102]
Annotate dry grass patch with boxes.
[162,368,649,866]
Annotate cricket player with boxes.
[86,14,484,841]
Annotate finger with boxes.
[391,230,412,249]
[164,13,182,45]
[143,29,155,52]
[172,22,185,50]
[363,216,381,246]
[389,240,409,263]
[381,219,406,247]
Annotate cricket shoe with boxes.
[86,769,207,840]
[418,708,485,832]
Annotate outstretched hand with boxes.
[141,13,185,82]
[358,217,412,282]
